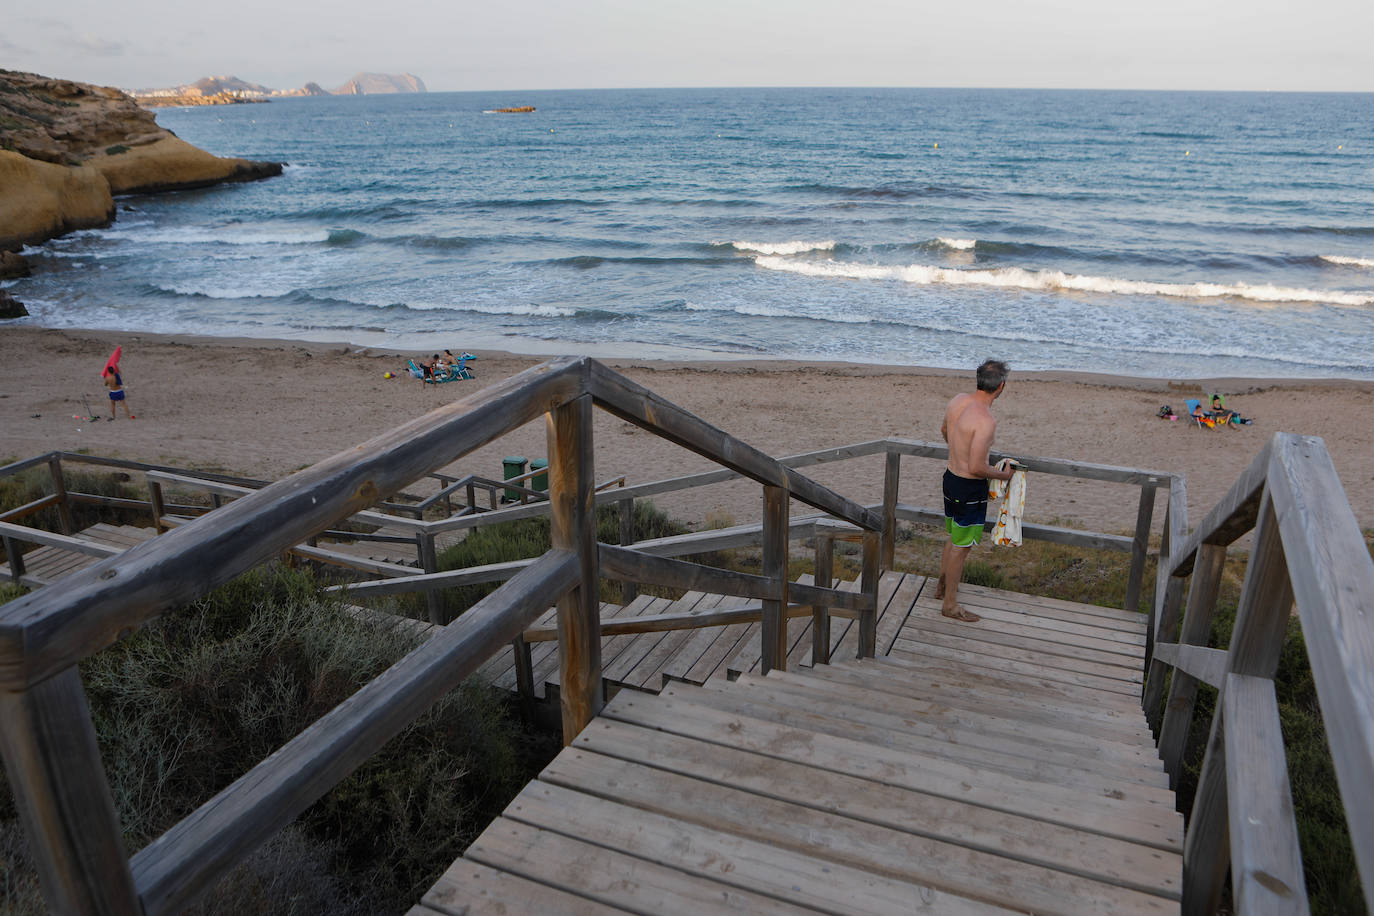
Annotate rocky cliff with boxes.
[0,69,282,257]
[332,72,427,95]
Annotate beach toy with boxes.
[384,371,394,379]
[102,345,122,377]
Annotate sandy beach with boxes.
[3,327,1372,536]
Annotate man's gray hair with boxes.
[976,359,1010,392]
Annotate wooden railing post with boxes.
[547,394,602,743]
[760,485,789,674]
[46,456,74,537]
[1144,480,1187,727]
[1125,479,1156,613]
[1182,695,1230,916]
[880,449,900,571]
[859,530,879,658]
[511,635,536,720]
[0,669,141,914]
[419,532,444,625]
[3,536,24,583]
[811,534,834,665]
[1159,542,1228,787]
[618,497,638,605]
[148,479,167,533]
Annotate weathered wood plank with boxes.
[620,592,709,689]
[850,652,1146,717]
[1125,480,1158,612]
[0,668,141,915]
[128,550,579,916]
[674,680,1174,803]
[1224,674,1309,914]
[576,716,1181,899]
[900,609,1146,673]
[418,856,634,915]
[888,638,1142,696]
[798,660,1156,746]
[540,747,1176,914]
[884,436,1171,485]
[499,782,1012,915]
[1150,642,1226,690]
[0,521,120,559]
[644,687,1179,834]
[737,668,1162,763]
[467,815,824,914]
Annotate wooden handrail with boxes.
[1142,432,1374,912]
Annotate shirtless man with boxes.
[935,359,1013,623]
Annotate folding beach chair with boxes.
[1184,398,1217,430]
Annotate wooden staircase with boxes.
[414,578,1182,915]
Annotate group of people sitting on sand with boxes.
[1158,394,1253,428]
[420,350,463,380]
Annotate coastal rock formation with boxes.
[0,151,114,250]
[332,73,427,95]
[0,69,281,255]
[0,291,28,319]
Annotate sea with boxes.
[8,87,1374,379]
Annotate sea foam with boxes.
[753,257,1374,307]
[936,238,978,250]
[728,240,835,256]
[1321,255,1374,269]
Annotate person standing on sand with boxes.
[935,359,1013,623]
[103,366,134,420]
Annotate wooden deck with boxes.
[0,523,155,589]
[414,573,1180,915]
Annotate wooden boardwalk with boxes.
[414,572,1180,915]
[0,523,155,589]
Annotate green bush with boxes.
[1,565,528,912]
[104,144,129,155]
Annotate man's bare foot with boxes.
[941,606,980,623]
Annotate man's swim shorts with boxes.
[943,469,988,548]
[109,389,125,402]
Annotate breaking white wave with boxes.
[1321,255,1374,269]
[728,240,835,256]
[936,237,977,250]
[753,257,1374,307]
[406,301,576,318]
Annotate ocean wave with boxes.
[542,255,733,269]
[935,238,977,250]
[682,300,875,325]
[752,257,1374,307]
[783,182,984,201]
[405,301,579,318]
[1321,255,1374,269]
[725,240,836,256]
[115,228,330,246]
[326,229,368,245]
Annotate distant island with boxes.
[130,73,427,107]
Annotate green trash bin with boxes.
[502,456,527,502]
[530,458,549,493]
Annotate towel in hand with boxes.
[989,458,1026,547]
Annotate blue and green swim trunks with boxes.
[943,469,989,548]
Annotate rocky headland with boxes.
[0,70,283,304]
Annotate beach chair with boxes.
[1184,398,1217,430]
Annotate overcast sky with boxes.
[6,0,1373,93]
